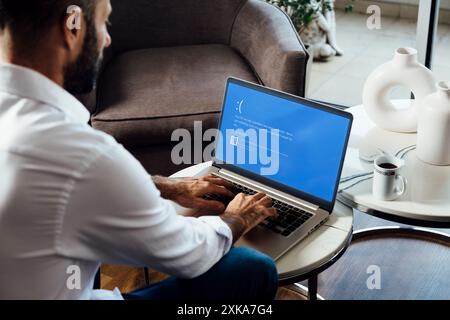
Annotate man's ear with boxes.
[63,5,84,55]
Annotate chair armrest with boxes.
[74,91,97,115]
[230,0,309,97]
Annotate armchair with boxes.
[86,0,309,176]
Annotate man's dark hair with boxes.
[0,0,95,45]
[0,0,102,95]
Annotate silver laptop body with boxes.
[174,78,353,261]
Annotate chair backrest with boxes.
[109,0,248,55]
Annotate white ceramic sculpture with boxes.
[362,47,436,133]
[417,81,450,166]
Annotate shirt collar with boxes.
[0,63,90,123]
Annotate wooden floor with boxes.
[101,210,450,300]
[100,264,308,300]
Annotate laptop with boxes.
[175,78,353,261]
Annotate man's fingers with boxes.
[201,174,217,181]
[202,176,234,189]
[267,207,278,217]
[206,184,235,198]
[256,206,277,218]
[193,198,226,213]
[251,192,267,201]
[256,195,273,207]
[235,192,245,199]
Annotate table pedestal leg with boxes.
[308,275,318,300]
[144,267,150,285]
[94,268,101,289]
[285,276,325,300]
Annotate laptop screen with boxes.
[215,79,352,207]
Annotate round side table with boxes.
[171,161,354,300]
[339,100,450,241]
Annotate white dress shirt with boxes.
[0,63,232,300]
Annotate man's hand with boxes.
[221,193,277,243]
[152,175,235,215]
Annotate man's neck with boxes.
[0,33,64,87]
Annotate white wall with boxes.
[443,0,450,10]
[377,0,450,10]
[335,0,450,22]
[378,0,419,5]
[336,0,450,9]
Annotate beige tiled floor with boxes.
[308,10,450,107]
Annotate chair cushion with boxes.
[93,44,258,147]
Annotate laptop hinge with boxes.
[215,168,320,213]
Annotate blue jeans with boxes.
[123,247,279,301]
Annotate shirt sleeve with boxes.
[56,143,232,279]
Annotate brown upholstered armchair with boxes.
[86,0,309,176]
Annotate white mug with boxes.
[373,155,407,201]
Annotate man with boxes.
[0,0,278,300]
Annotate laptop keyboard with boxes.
[203,182,313,237]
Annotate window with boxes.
[432,0,450,82]
[305,0,446,107]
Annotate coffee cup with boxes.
[373,155,407,201]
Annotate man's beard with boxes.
[63,22,102,95]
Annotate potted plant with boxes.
[267,0,352,61]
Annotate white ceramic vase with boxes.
[362,47,436,133]
[417,81,450,166]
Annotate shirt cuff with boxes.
[198,216,233,253]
